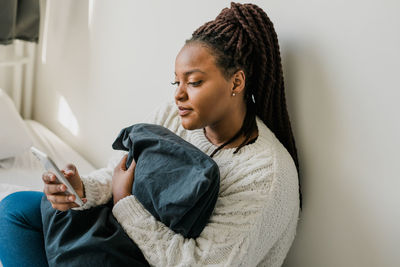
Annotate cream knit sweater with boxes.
[78,101,300,267]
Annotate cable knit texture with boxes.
[78,101,300,267]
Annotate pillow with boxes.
[112,123,220,238]
[0,88,32,160]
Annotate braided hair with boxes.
[186,2,302,209]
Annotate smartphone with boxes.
[30,146,84,206]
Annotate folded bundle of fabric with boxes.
[41,123,220,267]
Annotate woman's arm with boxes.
[112,163,299,267]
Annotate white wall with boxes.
[34,0,230,169]
[33,0,400,266]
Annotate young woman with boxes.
[0,2,301,266]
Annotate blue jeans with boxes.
[0,191,48,267]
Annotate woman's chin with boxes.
[180,117,201,130]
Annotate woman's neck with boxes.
[204,126,258,149]
[203,109,258,149]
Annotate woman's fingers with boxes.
[49,197,87,211]
[46,193,76,204]
[42,171,59,184]
[119,154,128,171]
[50,200,80,211]
[44,183,67,195]
[61,163,79,178]
[46,193,87,205]
[49,198,87,211]
[128,157,136,171]
[117,154,136,172]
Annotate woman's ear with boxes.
[231,70,246,94]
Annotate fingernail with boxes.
[59,185,65,191]
[69,196,74,201]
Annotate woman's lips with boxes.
[178,107,192,116]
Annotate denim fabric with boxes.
[112,123,220,238]
[0,191,48,267]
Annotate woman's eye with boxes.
[171,80,202,87]
[188,80,202,86]
[171,81,180,86]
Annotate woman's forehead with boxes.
[175,44,217,75]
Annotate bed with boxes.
[0,88,95,201]
[0,120,95,201]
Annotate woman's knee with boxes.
[0,191,25,217]
[0,191,44,227]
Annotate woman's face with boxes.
[174,43,236,130]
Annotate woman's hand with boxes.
[42,164,87,211]
[112,154,136,205]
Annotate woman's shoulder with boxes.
[251,117,299,202]
[254,117,297,168]
[221,117,298,193]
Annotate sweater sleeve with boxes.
[111,155,299,267]
[73,150,126,210]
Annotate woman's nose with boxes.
[175,84,187,101]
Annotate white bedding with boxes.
[0,120,95,201]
